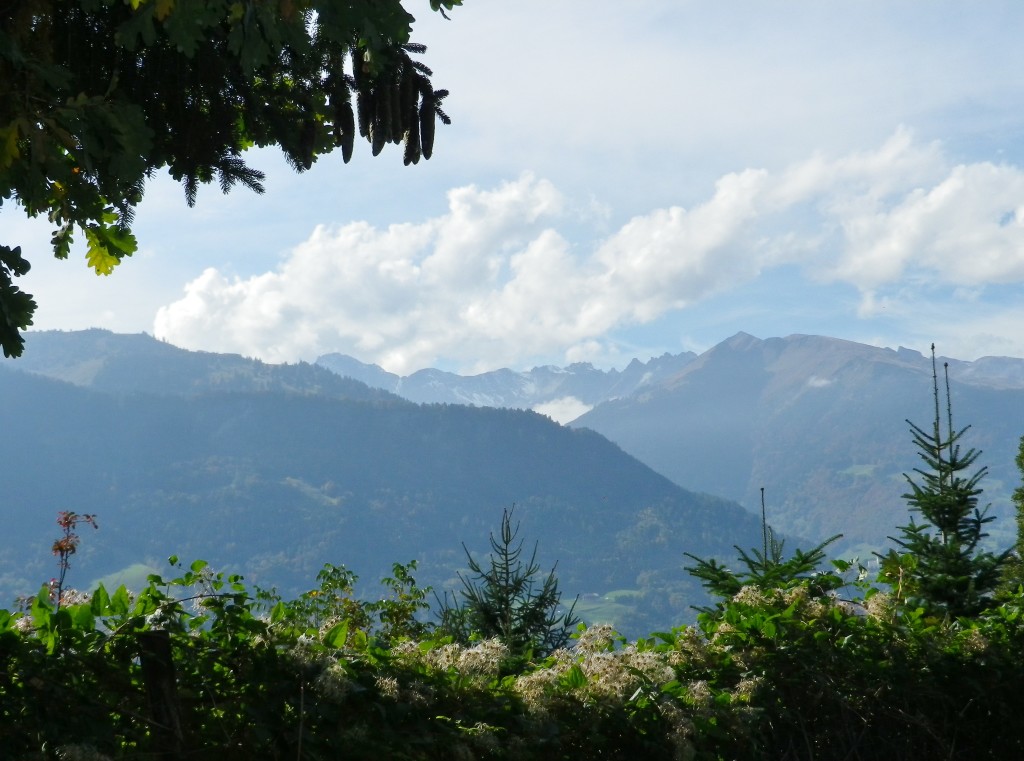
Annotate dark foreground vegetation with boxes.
[6,356,1024,760]
[5,535,1024,760]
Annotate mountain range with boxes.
[315,349,697,422]
[318,332,1024,558]
[7,329,1023,635]
[0,330,763,637]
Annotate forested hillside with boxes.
[574,333,1024,556]
[314,331,1024,558]
[0,337,763,637]
[10,328,396,401]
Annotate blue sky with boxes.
[5,1,1024,373]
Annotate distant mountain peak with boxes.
[723,331,762,349]
[8,330,398,403]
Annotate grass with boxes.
[575,589,643,629]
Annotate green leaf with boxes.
[350,629,368,651]
[31,586,53,630]
[323,620,349,649]
[110,585,132,617]
[270,601,288,624]
[559,663,588,689]
[84,227,122,275]
[116,4,158,50]
[68,603,95,631]
[50,224,73,260]
[91,584,112,616]
[0,244,36,358]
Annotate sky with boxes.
[5,1,1024,374]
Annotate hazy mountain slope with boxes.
[0,362,761,636]
[11,329,394,402]
[315,350,697,411]
[573,333,1024,556]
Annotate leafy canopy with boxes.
[0,0,459,357]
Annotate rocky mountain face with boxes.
[573,333,1024,556]
[315,350,697,417]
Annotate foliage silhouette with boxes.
[0,0,459,356]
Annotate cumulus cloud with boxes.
[155,131,1024,371]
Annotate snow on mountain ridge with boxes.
[315,333,1024,424]
[315,350,699,420]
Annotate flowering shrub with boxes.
[4,548,1024,759]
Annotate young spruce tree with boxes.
[998,435,1024,590]
[884,345,1009,618]
[436,506,579,660]
[685,488,844,608]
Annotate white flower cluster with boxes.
[732,585,776,608]
[578,645,675,700]
[399,678,436,707]
[864,591,894,621]
[657,699,698,761]
[12,615,34,635]
[423,642,462,671]
[144,607,177,631]
[511,636,677,707]
[388,639,422,662]
[284,634,330,670]
[456,638,508,676]
[374,626,766,751]
[58,588,93,607]
[573,623,617,654]
[959,627,989,655]
[782,586,809,605]
[686,679,714,711]
[510,652,567,711]
[314,660,355,701]
[375,674,400,698]
[396,638,510,679]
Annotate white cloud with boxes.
[413,1,1024,216]
[832,162,1024,288]
[876,301,1024,362]
[532,396,593,425]
[155,132,1024,372]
